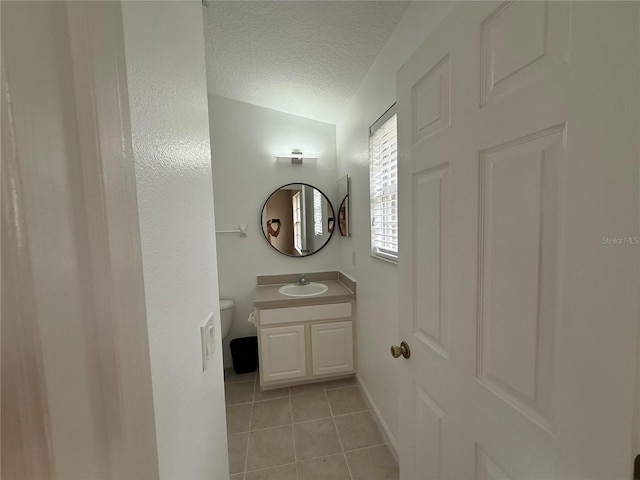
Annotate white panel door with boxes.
[397,2,639,478]
[311,321,354,376]
[260,325,306,382]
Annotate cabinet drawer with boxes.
[259,302,352,326]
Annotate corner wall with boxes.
[335,1,453,448]
[121,3,228,478]
[208,95,340,367]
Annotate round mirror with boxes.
[261,183,335,257]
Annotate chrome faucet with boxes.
[296,273,309,286]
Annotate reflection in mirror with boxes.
[338,196,349,236]
[261,183,335,257]
[336,175,350,236]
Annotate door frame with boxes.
[66,3,159,476]
[1,46,55,480]
[1,2,159,477]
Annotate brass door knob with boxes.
[390,341,411,359]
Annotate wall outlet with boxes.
[200,313,215,372]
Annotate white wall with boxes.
[208,95,340,367]
[121,3,229,479]
[335,1,453,449]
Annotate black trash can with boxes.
[230,336,258,374]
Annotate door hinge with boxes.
[633,454,640,480]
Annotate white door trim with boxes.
[1,45,55,480]
[66,2,159,477]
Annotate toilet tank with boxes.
[219,299,234,339]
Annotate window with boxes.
[369,106,398,263]
[313,188,323,237]
[292,191,303,254]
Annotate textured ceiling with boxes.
[202,1,410,124]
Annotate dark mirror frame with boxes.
[260,182,335,257]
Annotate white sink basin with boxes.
[279,282,328,297]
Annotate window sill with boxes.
[370,253,398,265]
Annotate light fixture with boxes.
[275,150,318,165]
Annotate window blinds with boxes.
[293,192,303,254]
[369,112,398,263]
[313,188,323,236]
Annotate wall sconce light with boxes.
[275,150,318,165]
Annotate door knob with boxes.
[390,341,411,359]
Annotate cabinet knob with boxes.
[390,341,410,359]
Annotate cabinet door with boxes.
[260,325,306,382]
[311,321,353,376]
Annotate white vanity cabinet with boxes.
[256,301,355,389]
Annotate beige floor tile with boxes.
[250,398,291,430]
[225,368,257,384]
[254,385,290,402]
[226,381,255,406]
[326,386,367,415]
[245,463,297,480]
[291,392,331,423]
[227,371,392,479]
[346,445,398,480]
[293,418,342,461]
[227,403,252,434]
[246,426,295,471]
[297,454,351,480]
[290,382,325,396]
[227,433,249,475]
[334,411,383,451]
[323,376,356,390]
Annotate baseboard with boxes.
[355,373,399,463]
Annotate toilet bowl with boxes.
[220,299,234,340]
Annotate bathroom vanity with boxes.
[253,272,356,390]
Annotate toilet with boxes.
[219,299,234,340]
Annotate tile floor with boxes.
[225,369,399,480]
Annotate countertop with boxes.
[253,278,356,309]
